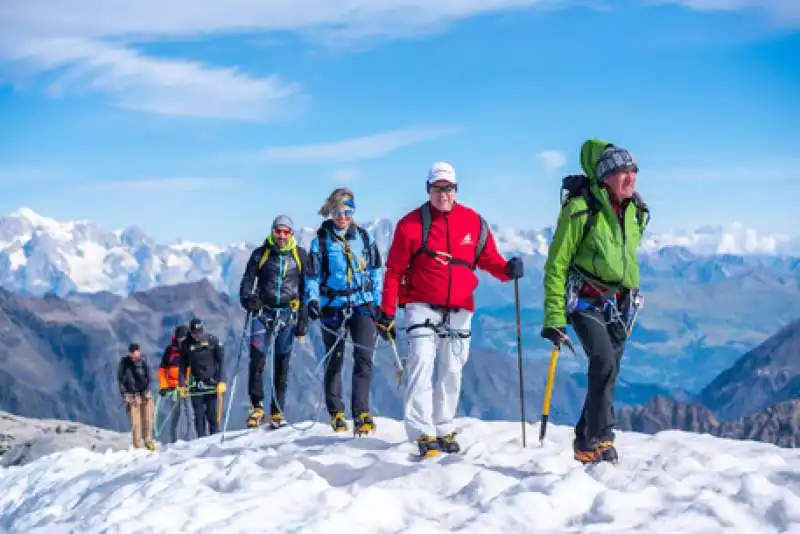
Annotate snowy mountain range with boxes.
[1,207,798,298]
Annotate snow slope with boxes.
[2,418,800,533]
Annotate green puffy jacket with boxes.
[542,138,649,329]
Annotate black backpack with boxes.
[560,174,650,251]
[408,202,489,270]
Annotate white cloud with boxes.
[330,167,361,184]
[256,125,458,164]
[2,38,300,121]
[87,177,243,193]
[651,0,800,25]
[0,1,552,43]
[536,150,567,172]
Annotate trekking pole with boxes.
[221,311,251,444]
[539,332,576,445]
[513,278,527,448]
[388,337,405,390]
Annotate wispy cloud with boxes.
[86,177,244,193]
[330,167,361,184]
[648,160,799,181]
[651,0,800,26]
[535,150,567,172]
[0,1,552,44]
[1,38,301,121]
[256,125,459,164]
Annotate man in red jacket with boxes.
[375,161,524,458]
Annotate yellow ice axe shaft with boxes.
[539,346,560,443]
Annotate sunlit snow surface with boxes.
[2,417,800,533]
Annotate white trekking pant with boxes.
[403,303,473,441]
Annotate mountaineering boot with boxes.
[417,435,440,458]
[247,406,265,428]
[144,440,157,452]
[353,412,375,436]
[599,440,618,464]
[269,413,287,430]
[573,438,602,464]
[331,412,348,433]
[437,432,460,453]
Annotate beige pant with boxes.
[125,394,154,448]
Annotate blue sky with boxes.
[0,0,798,245]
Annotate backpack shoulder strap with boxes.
[473,216,489,267]
[409,203,432,264]
[631,192,650,229]
[291,245,302,274]
[316,227,329,283]
[257,246,271,270]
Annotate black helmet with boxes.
[189,318,204,333]
[175,324,189,339]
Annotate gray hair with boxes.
[318,187,355,217]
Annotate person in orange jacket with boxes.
[157,324,192,443]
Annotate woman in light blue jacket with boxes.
[305,187,383,435]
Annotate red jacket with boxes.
[381,202,511,316]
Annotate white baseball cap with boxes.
[426,161,456,185]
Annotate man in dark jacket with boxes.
[179,318,226,437]
[117,343,156,451]
[239,214,309,429]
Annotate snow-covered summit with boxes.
[1,417,798,533]
[0,207,797,297]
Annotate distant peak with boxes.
[8,207,56,226]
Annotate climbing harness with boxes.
[564,268,642,337]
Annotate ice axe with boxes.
[539,330,576,445]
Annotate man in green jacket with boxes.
[541,138,649,464]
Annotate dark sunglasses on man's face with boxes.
[429,183,456,193]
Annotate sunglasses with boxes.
[332,209,354,217]
[429,183,456,193]
[273,227,292,237]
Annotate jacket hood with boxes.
[580,138,613,183]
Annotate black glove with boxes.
[373,309,396,341]
[540,326,568,347]
[308,300,320,321]
[294,317,308,337]
[243,294,262,313]
[506,257,524,279]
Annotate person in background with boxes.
[178,318,226,438]
[118,342,156,451]
[157,324,191,443]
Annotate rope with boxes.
[259,308,344,432]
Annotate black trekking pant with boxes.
[248,315,295,415]
[191,389,219,437]
[569,306,627,446]
[321,306,376,418]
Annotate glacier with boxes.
[1,417,800,533]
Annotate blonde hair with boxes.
[318,187,355,218]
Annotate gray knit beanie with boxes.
[272,214,294,230]
[596,145,638,182]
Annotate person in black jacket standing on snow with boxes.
[117,343,156,451]
[178,318,225,437]
[239,214,309,429]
